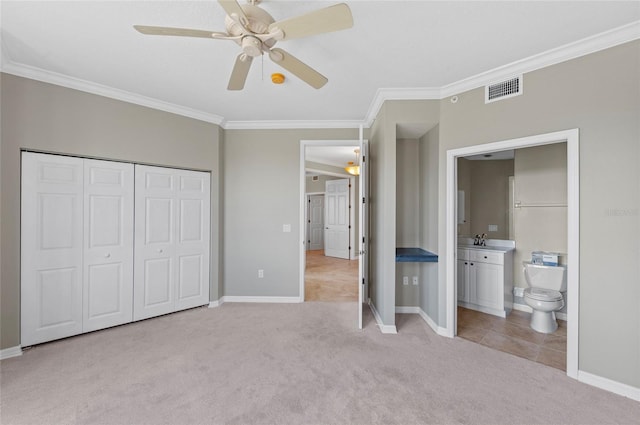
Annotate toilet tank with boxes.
[523,261,567,292]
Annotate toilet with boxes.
[523,261,567,333]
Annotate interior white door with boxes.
[83,159,134,332]
[134,165,210,320]
[324,179,350,259]
[308,195,324,250]
[175,169,210,311]
[134,165,177,320]
[358,139,368,329]
[21,152,84,346]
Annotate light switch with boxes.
[488,224,498,232]
[283,224,291,233]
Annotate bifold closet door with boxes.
[134,165,210,321]
[21,153,85,346]
[21,153,135,346]
[82,159,134,332]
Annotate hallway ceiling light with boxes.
[345,148,360,175]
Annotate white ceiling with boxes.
[1,1,639,128]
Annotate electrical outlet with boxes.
[488,224,498,232]
[283,224,291,233]
[258,269,264,278]
[412,276,419,285]
[402,276,408,286]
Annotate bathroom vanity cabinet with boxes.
[457,247,514,317]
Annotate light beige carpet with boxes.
[1,302,639,425]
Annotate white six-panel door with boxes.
[324,179,350,259]
[83,159,134,332]
[21,153,85,346]
[134,165,210,321]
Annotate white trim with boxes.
[2,22,638,129]
[396,306,449,336]
[578,371,640,402]
[1,61,225,125]
[0,346,23,360]
[221,296,301,304]
[208,299,223,308]
[224,120,361,130]
[363,87,441,127]
[369,300,397,334]
[395,306,420,314]
[441,20,640,98]
[445,129,580,380]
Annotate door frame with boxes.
[445,128,579,379]
[299,139,360,302]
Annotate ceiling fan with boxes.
[134,0,353,90]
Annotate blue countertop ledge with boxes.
[396,248,438,262]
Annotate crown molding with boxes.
[440,20,640,98]
[2,20,638,129]
[0,61,225,126]
[363,87,442,127]
[223,120,362,130]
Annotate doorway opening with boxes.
[445,129,579,379]
[299,138,368,329]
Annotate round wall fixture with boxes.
[271,73,285,84]
[450,96,459,104]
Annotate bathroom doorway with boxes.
[445,129,579,379]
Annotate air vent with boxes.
[485,75,522,103]
[311,175,319,181]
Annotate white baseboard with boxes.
[208,299,223,308]
[513,302,567,321]
[0,346,23,360]
[395,306,420,314]
[221,296,302,304]
[578,370,640,402]
[369,300,397,334]
[396,306,448,336]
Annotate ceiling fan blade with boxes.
[218,0,250,27]
[134,25,227,39]
[268,3,353,41]
[227,54,253,90]
[269,48,327,89]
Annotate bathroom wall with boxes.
[439,40,639,388]
[513,143,568,288]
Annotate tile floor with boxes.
[457,306,567,371]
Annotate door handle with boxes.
[157,249,163,253]
[105,253,111,258]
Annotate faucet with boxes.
[481,233,487,246]
[473,234,480,246]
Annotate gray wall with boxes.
[438,40,640,388]
[222,128,357,298]
[419,126,440,321]
[369,100,440,326]
[0,73,223,349]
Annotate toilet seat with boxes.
[524,287,563,302]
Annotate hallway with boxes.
[304,250,358,302]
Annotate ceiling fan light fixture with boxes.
[271,73,285,84]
